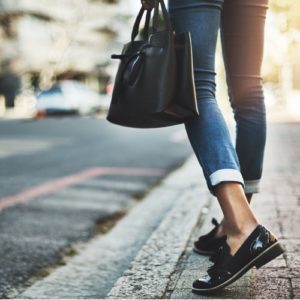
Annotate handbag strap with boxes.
[153,0,171,33]
[143,9,151,40]
[131,7,151,42]
[131,0,172,42]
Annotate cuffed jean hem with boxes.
[244,179,261,194]
[209,169,245,196]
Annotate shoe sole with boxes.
[193,246,216,256]
[192,241,285,294]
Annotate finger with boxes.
[141,0,154,10]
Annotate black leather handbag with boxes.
[106,0,199,128]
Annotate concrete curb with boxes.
[18,156,207,299]
[107,176,209,299]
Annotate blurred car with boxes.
[35,80,110,116]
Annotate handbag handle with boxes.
[131,0,172,42]
[152,0,171,33]
[131,7,152,42]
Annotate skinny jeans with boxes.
[168,0,269,194]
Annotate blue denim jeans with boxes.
[168,0,269,194]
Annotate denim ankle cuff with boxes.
[244,179,261,194]
[209,169,244,187]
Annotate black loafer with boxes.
[193,218,227,256]
[192,225,285,294]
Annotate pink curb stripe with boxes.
[0,166,165,212]
[170,129,188,143]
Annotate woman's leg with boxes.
[221,0,269,195]
[168,0,258,254]
[214,0,269,240]
[168,0,283,293]
[214,183,258,254]
[168,0,244,193]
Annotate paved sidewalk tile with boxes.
[165,124,299,299]
[248,124,300,299]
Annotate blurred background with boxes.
[263,0,300,120]
[0,0,299,298]
[217,0,300,122]
[0,0,139,117]
[0,0,299,119]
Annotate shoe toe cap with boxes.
[192,275,212,289]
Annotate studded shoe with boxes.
[192,225,285,294]
[193,218,227,256]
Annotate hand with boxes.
[141,0,155,10]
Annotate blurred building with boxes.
[262,9,300,117]
[0,0,137,99]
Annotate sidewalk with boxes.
[18,123,299,299]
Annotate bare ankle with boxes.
[226,221,259,255]
[226,234,248,255]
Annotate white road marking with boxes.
[0,138,71,158]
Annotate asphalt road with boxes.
[0,117,193,297]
